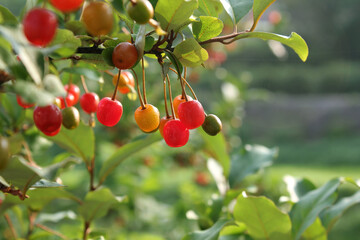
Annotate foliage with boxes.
[0,0,357,239]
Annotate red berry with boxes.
[163,119,189,148]
[23,8,58,47]
[57,93,75,109]
[33,104,62,133]
[50,0,83,12]
[43,126,61,136]
[80,92,100,114]
[64,84,80,104]
[16,95,34,108]
[178,100,205,129]
[96,97,123,126]
[112,42,138,70]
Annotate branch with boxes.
[76,47,104,54]
[4,214,18,239]
[0,183,29,200]
[36,224,69,240]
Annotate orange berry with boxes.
[173,95,193,118]
[112,71,135,94]
[81,2,113,36]
[134,104,160,133]
[159,115,174,137]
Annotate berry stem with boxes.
[162,74,170,118]
[169,67,198,100]
[4,214,18,239]
[131,69,146,109]
[141,58,147,105]
[111,69,121,101]
[178,68,188,101]
[81,75,89,93]
[166,74,175,118]
[104,70,115,77]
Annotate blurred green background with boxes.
[1,0,360,239]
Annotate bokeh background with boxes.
[1,0,360,239]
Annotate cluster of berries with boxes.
[18,0,222,148]
[17,83,99,136]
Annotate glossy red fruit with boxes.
[96,97,123,126]
[23,8,58,47]
[16,95,34,108]
[112,42,138,70]
[33,105,62,133]
[173,95,193,118]
[43,126,61,136]
[58,93,75,109]
[163,119,189,148]
[178,100,205,129]
[64,84,80,104]
[80,92,99,114]
[50,0,83,12]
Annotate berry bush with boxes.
[0,0,359,239]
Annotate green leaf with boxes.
[65,20,87,35]
[193,16,224,42]
[62,67,102,81]
[283,176,316,202]
[102,47,115,67]
[199,129,230,177]
[0,26,44,85]
[164,49,183,78]
[219,0,253,25]
[135,25,146,60]
[47,29,81,59]
[31,179,65,188]
[301,218,327,240]
[0,156,41,194]
[155,0,198,32]
[219,223,247,237]
[233,31,309,62]
[144,36,155,51]
[0,5,18,25]
[43,74,66,97]
[183,219,230,240]
[229,145,277,188]
[198,0,218,17]
[12,80,55,107]
[320,190,360,232]
[37,210,77,223]
[234,194,292,240]
[290,178,341,240]
[39,156,81,181]
[0,188,80,214]
[98,133,162,185]
[79,54,112,71]
[8,133,24,155]
[251,0,276,31]
[45,123,95,165]
[174,38,209,67]
[79,188,124,222]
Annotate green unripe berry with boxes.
[0,136,10,171]
[202,114,222,136]
[62,107,80,130]
[126,0,154,25]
